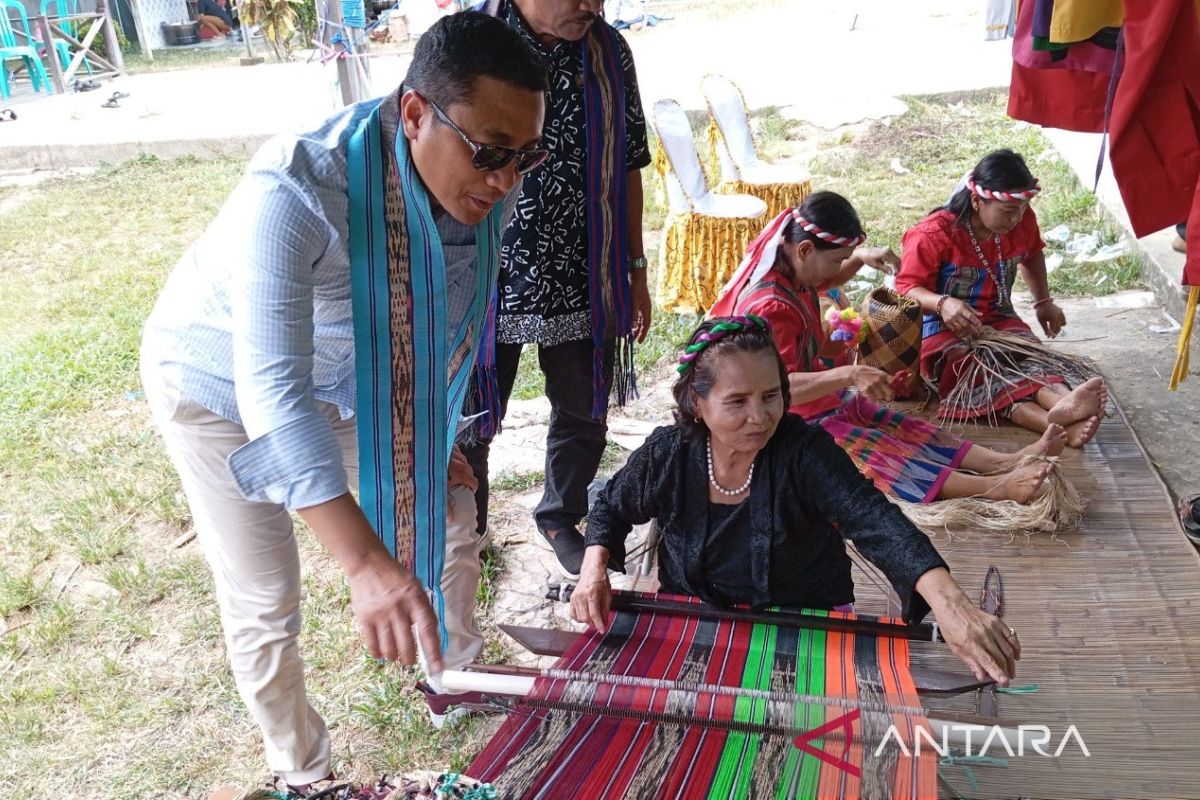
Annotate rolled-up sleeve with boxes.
[223,168,348,510]
[803,430,948,623]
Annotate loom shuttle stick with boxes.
[497,624,990,696]
[439,670,1019,749]
[543,586,940,641]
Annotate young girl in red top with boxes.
[711,191,1066,505]
[897,149,1106,447]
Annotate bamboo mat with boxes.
[846,400,1200,800]
[606,398,1200,798]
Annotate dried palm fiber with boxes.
[937,325,1097,424]
[895,455,1085,538]
[858,287,924,398]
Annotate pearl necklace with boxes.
[706,437,754,496]
[966,225,1011,311]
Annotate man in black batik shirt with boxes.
[467,0,652,578]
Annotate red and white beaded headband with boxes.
[790,209,866,248]
[967,177,1042,202]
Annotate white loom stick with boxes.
[439,670,1020,749]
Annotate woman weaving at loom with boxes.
[712,190,1067,507]
[571,316,1019,686]
[897,149,1107,445]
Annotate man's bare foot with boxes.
[1064,415,1100,448]
[985,461,1052,504]
[1046,377,1106,426]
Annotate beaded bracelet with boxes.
[1032,296,1055,309]
[935,294,950,317]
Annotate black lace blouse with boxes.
[586,414,949,623]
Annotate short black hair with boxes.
[672,316,791,439]
[783,190,865,251]
[940,148,1037,226]
[403,11,549,107]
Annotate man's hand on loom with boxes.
[917,568,1018,686]
[570,546,613,630]
[348,555,443,670]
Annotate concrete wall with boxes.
[137,0,190,48]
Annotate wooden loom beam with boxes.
[544,586,941,641]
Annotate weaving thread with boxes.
[468,594,936,798]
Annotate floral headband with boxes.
[677,315,770,374]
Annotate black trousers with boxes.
[464,338,614,536]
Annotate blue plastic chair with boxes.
[1,0,51,99]
[40,0,91,75]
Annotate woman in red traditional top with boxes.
[897,150,1106,447]
[711,191,1065,506]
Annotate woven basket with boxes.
[858,287,923,398]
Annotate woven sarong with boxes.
[923,317,1066,422]
[812,395,971,504]
[469,592,937,799]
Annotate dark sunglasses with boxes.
[425,96,550,175]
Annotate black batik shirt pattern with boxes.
[497,8,652,346]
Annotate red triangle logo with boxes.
[792,708,862,778]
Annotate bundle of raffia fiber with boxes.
[939,326,1097,423]
[897,455,1086,538]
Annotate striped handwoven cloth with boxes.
[468,592,937,799]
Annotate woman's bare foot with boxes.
[1022,423,1068,460]
[989,424,1068,470]
[1064,415,1100,448]
[1046,377,1106,426]
[985,461,1053,504]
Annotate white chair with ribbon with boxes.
[652,97,767,313]
[701,74,812,219]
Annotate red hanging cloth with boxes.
[1108,0,1200,287]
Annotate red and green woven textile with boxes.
[468,592,936,799]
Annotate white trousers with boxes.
[142,362,484,784]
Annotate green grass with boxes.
[489,469,545,493]
[0,570,48,617]
[807,90,1145,298]
[0,81,1150,799]
[0,155,496,796]
[123,44,245,73]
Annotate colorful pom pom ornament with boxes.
[826,307,866,344]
